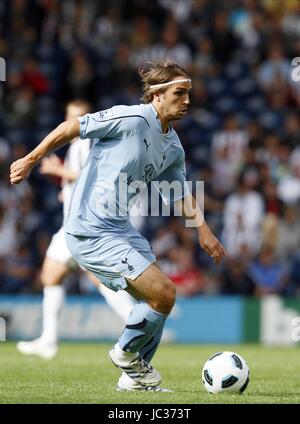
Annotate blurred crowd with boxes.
[1,0,300,297]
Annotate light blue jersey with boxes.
[64,103,190,290]
[65,103,190,236]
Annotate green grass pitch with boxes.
[0,342,299,404]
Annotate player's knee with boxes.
[40,270,49,286]
[164,281,176,313]
[152,280,176,315]
[40,270,61,287]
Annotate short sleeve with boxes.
[78,105,149,140]
[153,153,190,204]
[78,108,121,140]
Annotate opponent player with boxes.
[17,100,135,360]
[11,60,226,391]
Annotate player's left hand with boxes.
[10,157,32,184]
[198,223,227,265]
[40,154,63,176]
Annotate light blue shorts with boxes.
[65,225,156,292]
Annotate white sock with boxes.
[98,284,135,322]
[114,342,137,362]
[40,286,65,345]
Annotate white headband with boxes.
[149,79,192,90]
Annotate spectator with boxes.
[211,114,249,195]
[283,112,300,149]
[0,204,18,260]
[284,251,300,296]
[0,241,35,293]
[208,10,237,64]
[277,160,300,205]
[249,246,287,296]
[149,19,192,68]
[192,36,219,77]
[257,42,294,107]
[262,180,284,217]
[222,171,264,257]
[64,49,98,104]
[22,58,49,95]
[220,257,256,296]
[276,205,300,260]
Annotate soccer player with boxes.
[10,60,226,391]
[16,100,135,360]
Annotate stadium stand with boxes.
[1,0,300,297]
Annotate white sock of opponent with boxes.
[98,284,136,322]
[40,286,65,346]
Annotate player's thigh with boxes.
[40,256,70,286]
[85,270,102,288]
[125,263,176,313]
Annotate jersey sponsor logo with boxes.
[142,164,155,183]
[127,175,133,186]
[123,173,146,201]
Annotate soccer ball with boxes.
[202,351,250,394]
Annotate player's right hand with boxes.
[10,157,32,184]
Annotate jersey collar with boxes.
[149,102,159,118]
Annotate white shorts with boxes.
[46,227,77,268]
[65,223,156,292]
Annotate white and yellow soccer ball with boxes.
[202,351,250,394]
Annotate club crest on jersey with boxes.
[121,258,134,272]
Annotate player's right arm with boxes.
[10,118,79,184]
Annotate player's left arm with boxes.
[176,194,227,265]
[39,154,78,182]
